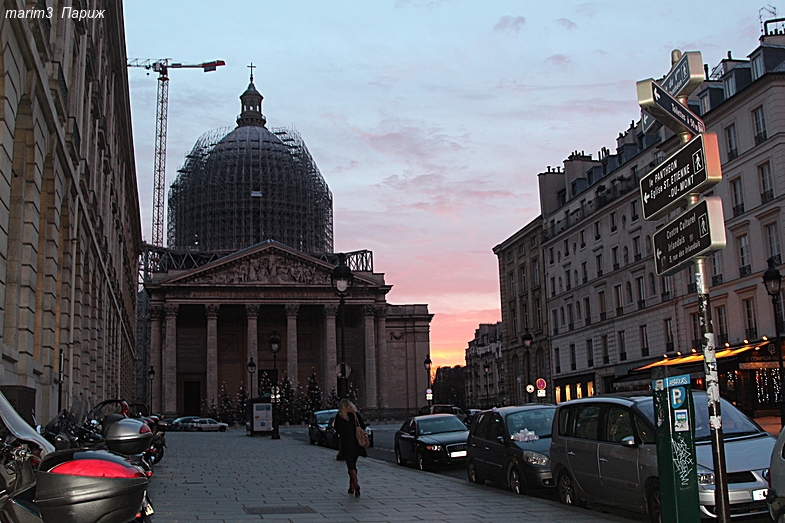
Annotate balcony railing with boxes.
[638,300,646,310]
[762,189,775,204]
[688,282,697,293]
[733,203,745,217]
[619,352,627,361]
[584,316,592,326]
[613,263,620,270]
[616,306,624,316]
[728,148,739,161]
[662,291,671,302]
[739,265,752,277]
[692,339,702,350]
[568,323,574,331]
[666,342,675,351]
[717,333,729,345]
[755,130,768,145]
[597,269,603,277]
[712,274,723,286]
[746,328,758,339]
[600,312,607,321]
[634,254,642,262]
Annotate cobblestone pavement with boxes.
[147,428,635,522]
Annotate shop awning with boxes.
[632,342,768,371]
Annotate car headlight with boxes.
[425,444,443,452]
[523,451,549,467]
[697,465,715,485]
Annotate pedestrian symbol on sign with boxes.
[699,213,708,237]
[692,149,704,174]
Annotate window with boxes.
[715,306,728,345]
[535,298,542,330]
[510,306,518,337]
[550,277,556,297]
[700,94,710,115]
[522,303,529,329]
[711,251,724,286]
[737,234,751,276]
[564,239,569,258]
[610,212,617,231]
[583,297,591,326]
[581,262,588,284]
[612,246,619,269]
[532,258,540,287]
[743,298,757,339]
[760,162,774,203]
[631,200,639,221]
[549,247,554,264]
[598,291,606,320]
[633,236,641,261]
[662,275,673,298]
[636,277,645,308]
[731,178,744,216]
[726,125,738,161]
[596,253,603,277]
[614,285,623,315]
[618,331,626,361]
[570,344,576,371]
[752,54,765,80]
[724,75,736,97]
[552,309,559,335]
[594,221,601,240]
[691,313,701,349]
[665,318,674,351]
[587,339,594,367]
[565,270,571,291]
[604,407,633,443]
[580,229,586,247]
[753,106,767,144]
[602,335,609,364]
[626,281,633,304]
[640,325,649,357]
[766,223,782,264]
[509,272,515,296]
[554,347,561,374]
[520,266,527,292]
[649,273,657,295]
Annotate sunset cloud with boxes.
[494,15,526,34]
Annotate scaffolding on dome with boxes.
[166,125,333,254]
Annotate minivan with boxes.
[550,391,774,521]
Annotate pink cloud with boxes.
[546,54,572,66]
[494,16,527,34]
[331,160,360,173]
[556,18,577,30]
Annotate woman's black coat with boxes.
[333,411,367,459]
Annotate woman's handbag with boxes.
[355,414,370,448]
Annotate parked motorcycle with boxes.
[128,403,167,465]
[0,391,153,523]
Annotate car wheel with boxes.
[197,427,203,432]
[467,459,484,485]
[309,434,316,444]
[557,471,584,507]
[219,426,226,432]
[395,444,406,466]
[508,467,523,495]
[416,449,427,471]
[646,481,661,523]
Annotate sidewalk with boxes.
[147,429,633,523]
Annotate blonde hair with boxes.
[338,398,357,420]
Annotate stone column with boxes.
[323,305,338,395]
[364,305,378,409]
[246,305,259,397]
[163,304,179,417]
[206,305,219,409]
[285,304,299,386]
[150,305,163,413]
[375,306,388,408]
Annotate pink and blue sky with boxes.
[124,1,761,368]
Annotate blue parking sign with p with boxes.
[670,386,686,409]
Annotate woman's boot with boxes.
[347,471,355,493]
[349,470,359,496]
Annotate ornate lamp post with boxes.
[147,366,155,408]
[247,357,256,399]
[269,330,281,439]
[483,363,490,409]
[763,258,784,428]
[423,355,433,406]
[331,253,353,399]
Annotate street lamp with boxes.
[269,331,281,440]
[331,253,353,399]
[147,366,155,408]
[763,257,784,428]
[483,363,490,409]
[522,329,533,348]
[423,355,433,406]
[247,357,256,399]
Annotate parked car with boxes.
[466,405,556,494]
[465,409,482,427]
[322,414,374,450]
[419,404,468,424]
[767,424,785,521]
[395,414,469,470]
[308,409,338,446]
[550,391,774,522]
[187,418,228,432]
[170,416,199,431]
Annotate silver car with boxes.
[550,391,773,521]
[767,424,785,521]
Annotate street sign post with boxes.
[640,133,722,220]
[637,79,705,136]
[652,197,726,276]
[661,51,704,98]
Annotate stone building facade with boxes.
[0,1,142,422]
[504,27,785,415]
[464,323,504,408]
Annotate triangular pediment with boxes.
[163,241,342,287]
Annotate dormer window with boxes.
[724,75,736,97]
[752,54,764,81]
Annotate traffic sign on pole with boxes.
[652,197,726,276]
[661,51,704,98]
[640,133,722,220]
[642,109,663,135]
[637,79,705,136]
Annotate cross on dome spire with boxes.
[247,62,256,82]
[237,62,266,127]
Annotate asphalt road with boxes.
[280,423,773,523]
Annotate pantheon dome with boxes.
[167,76,333,253]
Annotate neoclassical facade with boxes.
[0,2,142,422]
[145,241,432,418]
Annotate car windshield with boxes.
[505,407,555,438]
[316,412,334,424]
[417,416,467,435]
[636,393,763,441]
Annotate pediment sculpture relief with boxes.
[181,253,331,285]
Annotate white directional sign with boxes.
[652,197,726,276]
[637,79,705,136]
[639,133,722,220]
[661,51,704,98]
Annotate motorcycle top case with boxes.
[103,417,153,455]
[35,449,148,523]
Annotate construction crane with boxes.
[127,58,226,247]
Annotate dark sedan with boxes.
[307,409,338,446]
[467,405,556,494]
[395,414,469,470]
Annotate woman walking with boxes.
[333,398,367,496]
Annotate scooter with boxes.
[0,391,153,523]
